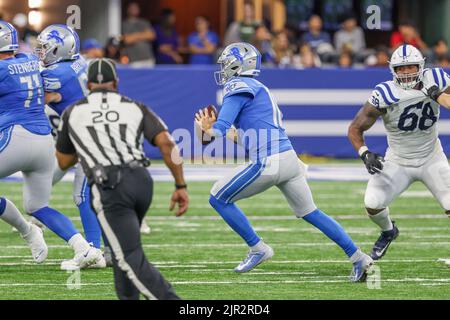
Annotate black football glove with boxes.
[426,85,443,102]
[360,150,384,175]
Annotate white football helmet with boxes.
[35,24,80,66]
[214,42,261,85]
[0,20,19,53]
[389,44,425,90]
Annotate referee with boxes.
[55,58,189,300]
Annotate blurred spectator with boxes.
[366,46,390,67]
[188,16,219,65]
[121,2,156,67]
[254,24,275,66]
[390,21,428,50]
[338,52,353,68]
[273,30,294,67]
[105,36,128,64]
[430,39,450,66]
[224,1,261,46]
[301,15,332,53]
[155,8,183,64]
[437,56,450,68]
[292,43,321,69]
[82,39,104,62]
[334,14,365,54]
[12,13,38,53]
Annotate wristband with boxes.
[175,184,187,190]
[358,146,369,157]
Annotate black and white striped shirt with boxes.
[56,89,167,175]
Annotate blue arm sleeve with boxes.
[212,93,253,137]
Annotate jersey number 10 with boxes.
[398,102,437,132]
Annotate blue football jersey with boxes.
[0,53,51,134]
[41,57,88,115]
[216,76,293,160]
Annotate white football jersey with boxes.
[368,67,450,167]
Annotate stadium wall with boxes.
[117,66,450,159]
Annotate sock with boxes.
[68,233,91,254]
[209,195,260,247]
[0,197,31,235]
[303,209,358,258]
[250,240,267,252]
[78,186,102,248]
[368,208,393,231]
[31,207,78,242]
[350,248,364,263]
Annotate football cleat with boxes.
[350,253,374,283]
[22,224,48,263]
[370,222,399,260]
[87,253,107,269]
[140,220,151,234]
[234,245,274,273]
[60,247,104,271]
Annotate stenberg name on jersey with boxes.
[7,60,40,75]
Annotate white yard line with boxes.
[0,278,448,288]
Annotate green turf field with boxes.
[0,179,449,300]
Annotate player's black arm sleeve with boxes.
[348,102,385,152]
[137,103,169,145]
[55,108,78,170]
[56,108,76,154]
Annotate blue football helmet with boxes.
[35,24,80,66]
[0,21,19,53]
[215,42,262,85]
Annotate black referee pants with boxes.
[90,167,179,300]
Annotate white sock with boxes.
[368,208,393,232]
[350,248,364,263]
[0,198,31,235]
[250,240,267,252]
[68,233,90,254]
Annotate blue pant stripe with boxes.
[227,159,267,203]
[215,163,257,200]
[0,126,14,153]
[218,162,264,202]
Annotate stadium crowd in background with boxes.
[4,1,450,69]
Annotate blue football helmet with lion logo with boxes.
[35,24,80,66]
[214,42,261,85]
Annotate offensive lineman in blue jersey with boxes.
[195,43,373,281]
[0,21,102,269]
[35,24,104,267]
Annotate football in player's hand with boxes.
[195,105,218,145]
[206,104,218,119]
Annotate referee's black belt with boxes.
[87,159,150,188]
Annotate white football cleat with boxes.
[234,244,274,273]
[87,253,107,269]
[61,247,104,271]
[22,224,48,263]
[140,220,151,234]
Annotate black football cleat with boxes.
[370,221,399,261]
